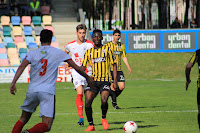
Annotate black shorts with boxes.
[111,71,125,82]
[85,81,111,95]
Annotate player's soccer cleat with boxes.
[21,129,30,133]
[84,125,95,131]
[114,105,121,110]
[78,118,84,125]
[101,118,109,130]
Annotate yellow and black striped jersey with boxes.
[81,45,115,82]
[105,41,126,71]
[189,50,200,79]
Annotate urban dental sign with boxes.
[91,29,200,53]
[163,32,195,50]
[128,33,160,50]
[101,33,125,45]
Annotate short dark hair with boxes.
[76,24,87,31]
[113,29,121,35]
[92,29,102,36]
[40,29,53,44]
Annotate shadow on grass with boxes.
[138,125,159,128]
[98,125,158,131]
[96,121,143,126]
[124,105,165,109]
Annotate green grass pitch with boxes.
[0,80,199,133]
[0,52,199,132]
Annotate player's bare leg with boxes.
[101,91,110,130]
[76,85,84,125]
[12,110,32,133]
[84,91,96,131]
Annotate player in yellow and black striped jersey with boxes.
[106,41,126,71]
[81,29,118,131]
[105,29,132,109]
[185,49,200,130]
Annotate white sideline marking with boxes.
[4,110,198,117]
[0,87,73,91]
[155,79,174,81]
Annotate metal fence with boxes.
[78,0,200,30]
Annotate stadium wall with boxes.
[91,29,200,53]
[0,66,72,83]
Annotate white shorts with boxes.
[20,92,55,118]
[72,75,88,90]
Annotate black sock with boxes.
[101,103,108,119]
[116,88,123,97]
[110,90,117,106]
[198,113,200,130]
[85,107,93,125]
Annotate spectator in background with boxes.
[45,0,53,13]
[9,0,18,15]
[16,0,29,16]
[40,0,53,13]
[0,0,10,16]
[190,19,197,28]
[170,17,181,28]
[29,0,41,16]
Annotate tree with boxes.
[183,0,190,27]
[123,0,128,29]
[108,0,114,30]
[131,0,135,29]
[196,0,200,27]
[158,0,168,28]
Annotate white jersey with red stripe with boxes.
[64,39,94,77]
[25,45,71,95]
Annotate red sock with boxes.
[12,120,25,133]
[28,123,48,133]
[76,94,83,119]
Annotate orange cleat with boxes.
[84,125,95,131]
[101,118,109,130]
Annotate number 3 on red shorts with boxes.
[40,59,48,76]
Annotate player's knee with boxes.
[101,98,108,105]
[85,99,92,108]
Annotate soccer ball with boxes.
[123,121,138,133]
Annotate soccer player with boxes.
[81,29,118,131]
[10,29,94,133]
[64,24,94,125]
[186,50,200,130]
[105,29,132,109]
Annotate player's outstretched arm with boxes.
[66,59,94,88]
[113,63,118,90]
[185,62,193,91]
[123,57,132,74]
[10,59,29,95]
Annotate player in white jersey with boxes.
[10,30,94,133]
[64,24,94,126]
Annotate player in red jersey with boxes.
[64,24,94,125]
